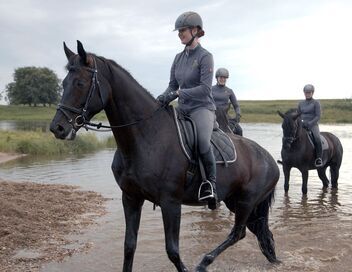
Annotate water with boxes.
[0,123,351,271]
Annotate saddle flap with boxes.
[173,107,237,164]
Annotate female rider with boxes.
[157,11,217,209]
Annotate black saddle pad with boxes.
[172,107,237,165]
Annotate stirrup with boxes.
[315,158,323,167]
[198,180,215,201]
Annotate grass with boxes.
[0,130,116,155]
[1,99,351,123]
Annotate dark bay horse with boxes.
[215,107,243,136]
[278,109,343,194]
[50,41,280,271]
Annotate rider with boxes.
[212,68,242,136]
[157,11,218,209]
[298,84,323,167]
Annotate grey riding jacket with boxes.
[212,84,240,115]
[163,44,216,114]
[297,98,321,128]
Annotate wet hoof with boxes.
[270,258,282,265]
[195,265,207,272]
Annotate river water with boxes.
[0,123,351,272]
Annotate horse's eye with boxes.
[76,80,85,88]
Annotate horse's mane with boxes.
[285,108,299,115]
[65,53,156,101]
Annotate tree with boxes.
[5,67,62,106]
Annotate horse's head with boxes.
[278,109,301,150]
[50,41,110,140]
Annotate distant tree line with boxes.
[5,67,62,106]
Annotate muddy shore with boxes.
[0,153,108,272]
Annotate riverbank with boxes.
[0,179,108,272]
[1,99,351,123]
[0,130,115,156]
[0,152,25,164]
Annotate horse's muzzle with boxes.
[50,121,76,140]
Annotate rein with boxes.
[57,57,165,131]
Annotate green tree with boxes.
[5,67,62,106]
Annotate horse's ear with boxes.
[77,40,87,65]
[63,42,75,60]
[277,110,285,119]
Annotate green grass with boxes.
[0,130,116,155]
[1,99,351,123]
[227,99,352,123]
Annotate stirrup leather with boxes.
[198,180,215,201]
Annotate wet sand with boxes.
[0,152,26,165]
[0,179,108,272]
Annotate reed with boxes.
[0,130,115,155]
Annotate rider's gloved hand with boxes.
[157,91,178,106]
[235,114,241,123]
[301,120,309,129]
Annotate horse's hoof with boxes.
[271,258,282,265]
[195,266,207,272]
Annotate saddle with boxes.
[170,105,237,195]
[171,107,237,166]
[306,131,329,151]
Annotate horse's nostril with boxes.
[57,124,64,132]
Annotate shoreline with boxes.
[0,152,26,164]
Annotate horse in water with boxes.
[278,109,343,194]
[50,41,280,272]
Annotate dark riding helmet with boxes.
[174,11,204,37]
[215,68,229,78]
[303,84,315,93]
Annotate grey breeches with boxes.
[310,125,322,157]
[189,108,216,154]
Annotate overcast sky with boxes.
[1,0,352,103]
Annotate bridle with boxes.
[57,57,164,131]
[282,117,300,146]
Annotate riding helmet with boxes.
[303,84,315,93]
[174,11,204,37]
[215,68,229,78]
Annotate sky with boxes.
[1,0,352,104]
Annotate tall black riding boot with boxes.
[200,148,218,210]
[315,139,323,167]
[313,135,323,167]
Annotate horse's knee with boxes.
[166,246,181,263]
[124,240,137,258]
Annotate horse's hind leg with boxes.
[246,195,278,263]
[317,166,329,188]
[122,192,144,272]
[195,198,250,272]
[330,164,340,188]
[160,200,188,272]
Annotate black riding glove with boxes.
[235,114,241,123]
[157,91,178,106]
[301,120,309,129]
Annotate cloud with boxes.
[1,0,352,104]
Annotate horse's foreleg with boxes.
[317,167,329,188]
[283,165,291,192]
[301,170,309,194]
[122,192,144,272]
[160,201,188,272]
